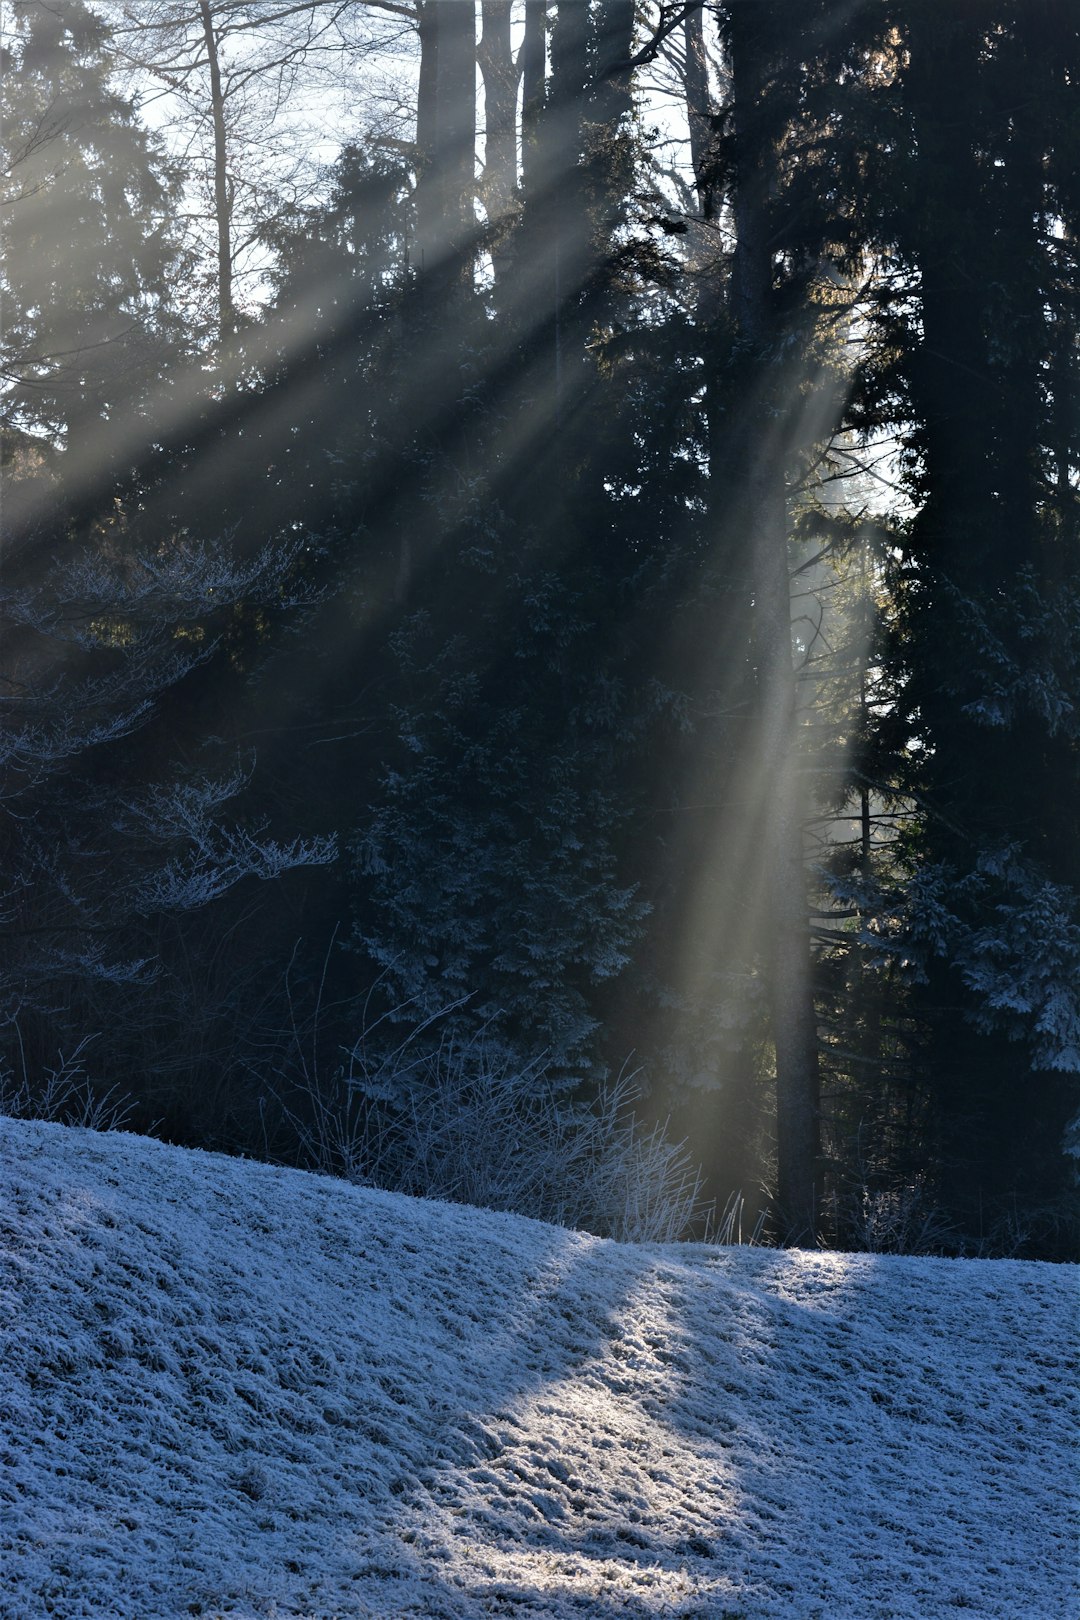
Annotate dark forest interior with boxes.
[2,0,1078,1257]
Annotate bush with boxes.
[266,1027,706,1243]
[0,1035,136,1133]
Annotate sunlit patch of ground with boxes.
[1,1116,1076,1619]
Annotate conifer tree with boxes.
[0,0,334,1130]
[0,0,189,462]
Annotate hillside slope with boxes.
[1,1117,1076,1619]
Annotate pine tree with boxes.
[0,0,189,462]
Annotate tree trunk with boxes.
[683,2,715,220]
[903,10,994,590]
[727,1,821,1236]
[591,0,636,113]
[478,0,517,287]
[414,0,476,296]
[683,5,725,498]
[416,0,439,206]
[520,0,547,207]
[587,0,636,289]
[197,0,234,344]
[545,0,590,424]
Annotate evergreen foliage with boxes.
[2,0,1076,1254]
[0,0,190,452]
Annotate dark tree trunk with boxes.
[587,0,636,278]
[544,0,589,425]
[903,10,995,590]
[520,0,547,207]
[683,5,726,494]
[591,0,636,109]
[478,0,517,286]
[414,0,476,296]
[727,1,821,1236]
[416,0,439,191]
[1050,297,1079,560]
[683,2,716,220]
[198,0,234,344]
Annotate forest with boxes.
[2,0,1078,1259]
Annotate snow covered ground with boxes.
[1,1117,1076,1620]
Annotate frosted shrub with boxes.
[0,1036,135,1132]
[822,1165,961,1256]
[272,1033,705,1243]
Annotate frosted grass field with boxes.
[1,1116,1076,1618]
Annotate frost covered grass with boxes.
[269,1044,706,1245]
[1,1117,1077,1620]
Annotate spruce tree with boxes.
[0,0,189,463]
